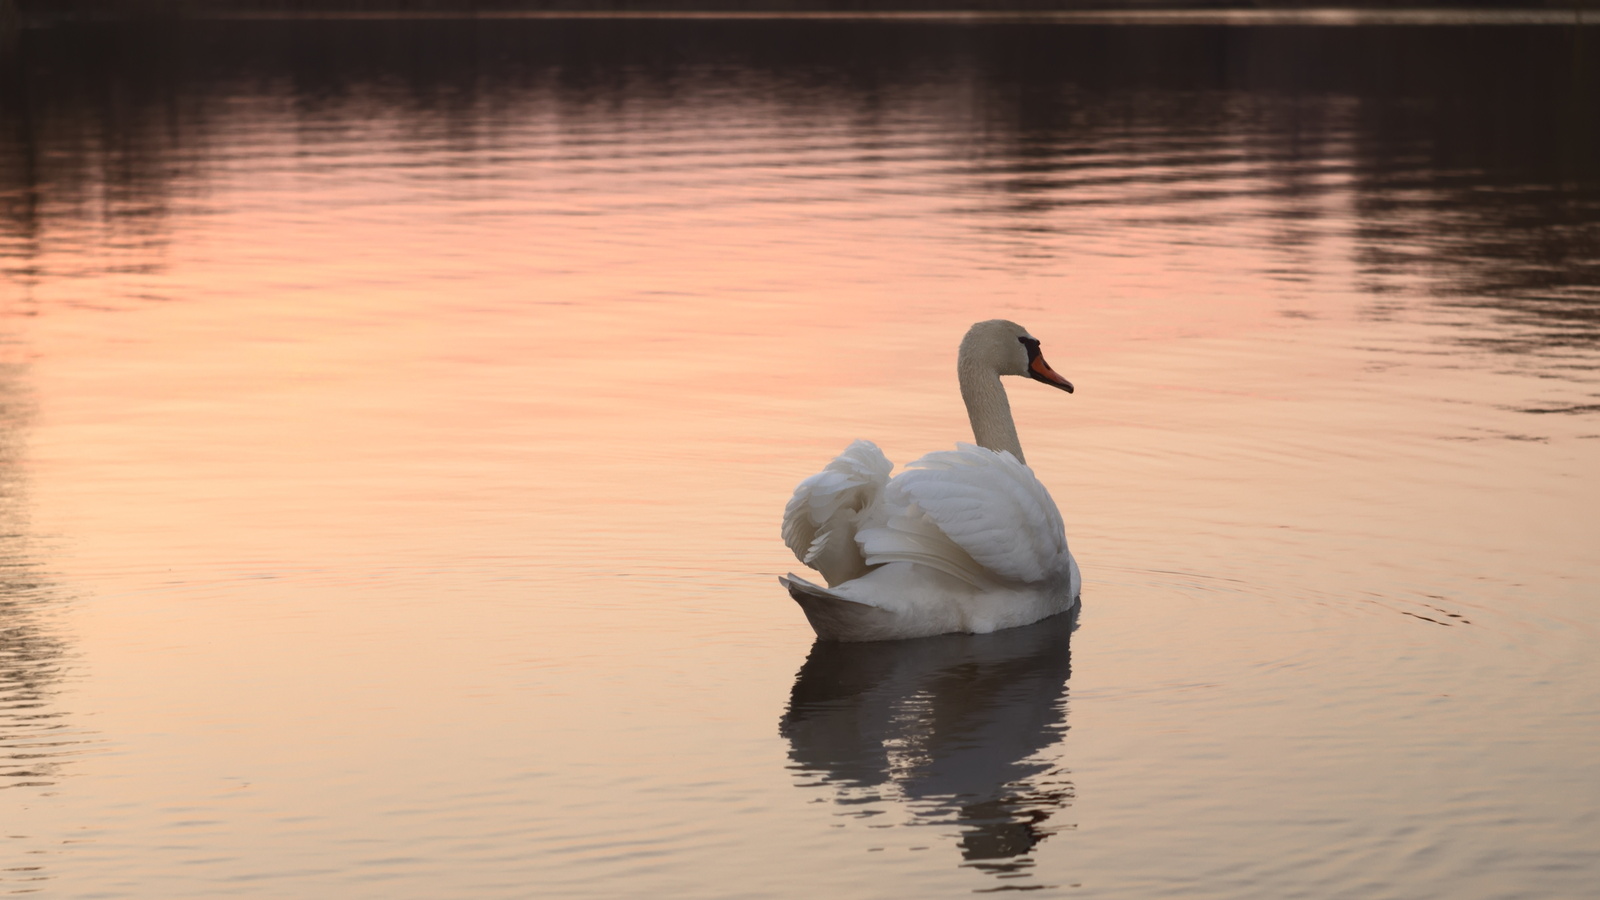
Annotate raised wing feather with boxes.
[782,440,893,587]
[859,444,1068,587]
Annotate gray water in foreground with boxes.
[1,16,1598,898]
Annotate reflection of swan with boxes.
[781,320,1081,641]
[780,610,1077,876]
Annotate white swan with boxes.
[780,319,1081,642]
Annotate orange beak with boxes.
[1028,354,1074,393]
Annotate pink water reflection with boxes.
[2,18,1598,899]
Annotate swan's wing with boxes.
[782,440,893,587]
[858,443,1068,587]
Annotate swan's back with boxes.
[860,444,1069,589]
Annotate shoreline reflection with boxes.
[2,21,1595,359]
[780,609,1077,882]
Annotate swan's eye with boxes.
[1018,336,1041,359]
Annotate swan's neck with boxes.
[958,357,1026,464]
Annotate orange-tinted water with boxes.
[2,17,1598,898]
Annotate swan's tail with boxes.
[780,574,897,643]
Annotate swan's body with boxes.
[781,320,1081,642]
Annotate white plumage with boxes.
[781,320,1081,642]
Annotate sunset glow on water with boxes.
[2,16,1598,898]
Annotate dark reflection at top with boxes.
[781,610,1075,884]
[1,19,1597,349]
[1339,27,1600,354]
[0,24,192,294]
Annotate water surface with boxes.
[1,17,1598,898]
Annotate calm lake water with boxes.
[2,14,1599,898]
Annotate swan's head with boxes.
[962,319,1074,393]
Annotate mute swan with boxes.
[781,319,1081,642]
